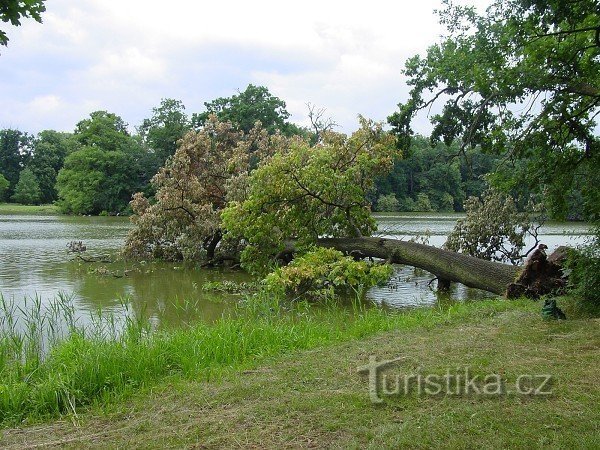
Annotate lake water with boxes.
[0,212,591,327]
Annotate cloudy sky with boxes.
[0,0,489,135]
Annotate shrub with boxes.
[566,228,600,305]
[376,193,400,212]
[263,247,393,301]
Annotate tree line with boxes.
[0,85,306,214]
[1,84,503,215]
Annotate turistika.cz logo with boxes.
[357,356,553,404]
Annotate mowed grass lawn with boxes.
[1,298,599,449]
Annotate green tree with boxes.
[138,98,190,167]
[0,129,32,198]
[376,193,400,212]
[74,111,130,151]
[28,130,74,203]
[389,0,600,221]
[373,136,472,212]
[0,173,9,201]
[222,117,397,274]
[11,167,41,204]
[57,111,148,214]
[193,84,300,136]
[1,0,45,47]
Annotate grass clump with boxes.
[0,290,523,427]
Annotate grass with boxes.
[0,292,522,426]
[0,203,59,214]
[0,295,598,448]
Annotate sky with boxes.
[0,0,489,136]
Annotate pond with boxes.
[0,212,591,327]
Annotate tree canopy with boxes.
[56,111,149,214]
[0,129,32,198]
[124,116,284,261]
[222,117,397,274]
[192,84,301,136]
[388,0,600,221]
[138,98,191,167]
[11,167,41,204]
[0,0,45,47]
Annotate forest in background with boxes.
[0,84,583,219]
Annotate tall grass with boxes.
[0,291,520,426]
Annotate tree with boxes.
[388,0,600,221]
[124,116,281,262]
[138,98,190,167]
[193,84,301,136]
[74,111,130,151]
[1,0,45,47]
[373,136,478,212]
[0,173,9,201]
[222,117,397,274]
[28,130,74,203]
[11,167,41,204]
[124,114,557,297]
[445,189,545,265]
[0,128,32,198]
[56,111,148,214]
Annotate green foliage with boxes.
[389,0,600,221]
[124,117,277,261]
[263,247,393,301]
[414,193,433,212]
[56,111,149,215]
[566,229,600,305]
[10,167,41,205]
[28,130,73,203]
[0,0,45,46]
[74,110,131,151]
[0,128,32,198]
[223,117,397,274]
[375,193,399,212]
[138,98,190,166]
[445,189,545,265]
[0,173,8,201]
[373,136,494,212]
[193,84,300,136]
[201,280,258,294]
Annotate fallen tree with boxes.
[123,117,566,299]
[317,237,519,296]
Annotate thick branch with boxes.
[317,237,520,295]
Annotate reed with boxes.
[0,291,518,426]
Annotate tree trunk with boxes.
[317,237,520,296]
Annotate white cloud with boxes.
[0,0,492,135]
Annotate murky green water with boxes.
[0,212,591,325]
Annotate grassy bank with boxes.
[0,296,598,448]
[0,293,532,427]
[0,203,59,214]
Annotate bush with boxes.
[263,247,393,301]
[414,193,434,212]
[566,228,600,305]
[376,193,400,212]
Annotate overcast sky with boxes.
[0,0,489,135]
